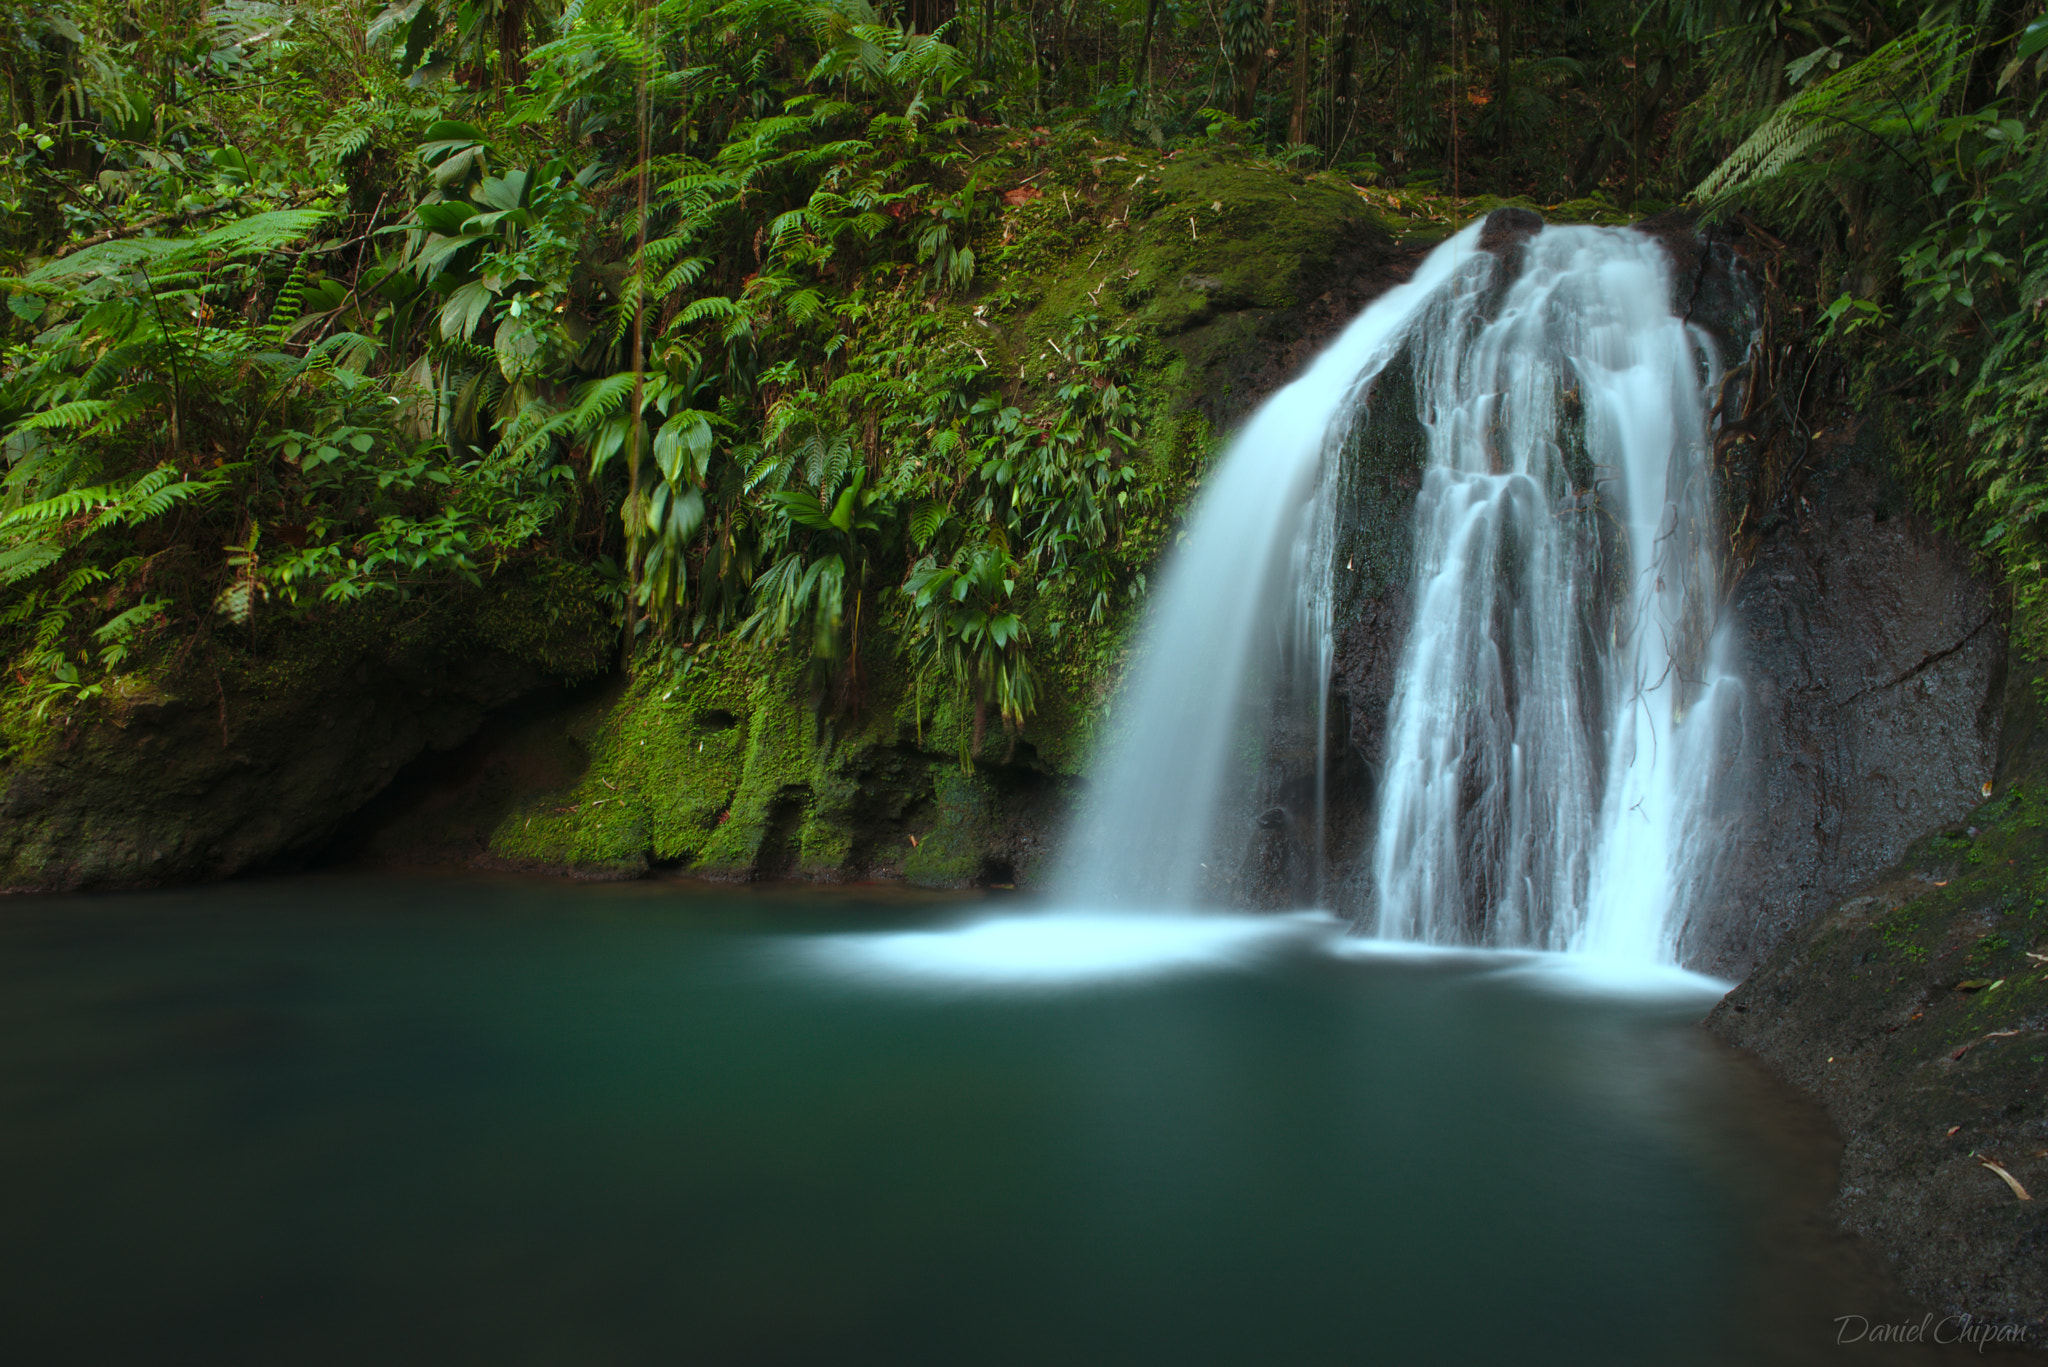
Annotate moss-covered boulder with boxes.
[354,646,1062,888]
[361,148,1425,888]
[0,564,611,891]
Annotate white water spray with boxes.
[1056,217,1740,966]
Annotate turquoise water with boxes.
[0,876,1971,1365]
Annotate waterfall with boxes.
[1053,223,1488,908]
[1368,223,1738,961]
[1057,215,1739,966]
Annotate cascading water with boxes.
[1057,214,1742,967]
[1368,223,1740,961]
[1052,225,1485,909]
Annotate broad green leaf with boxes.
[414,201,478,233]
[2019,16,2048,63]
[439,280,495,340]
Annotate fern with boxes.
[90,596,166,667]
[28,208,334,288]
[0,467,226,534]
[909,498,948,548]
[11,400,121,433]
[677,295,743,325]
[0,542,63,585]
[265,255,311,343]
[1693,23,1973,203]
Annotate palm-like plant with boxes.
[903,534,1032,763]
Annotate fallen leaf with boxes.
[1980,1158,2033,1201]
[1948,1126,1962,1137]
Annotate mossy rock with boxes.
[0,565,613,891]
[477,645,1077,888]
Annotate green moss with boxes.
[984,145,1391,408]
[901,767,998,887]
[694,667,822,875]
[1875,900,1933,963]
[488,648,764,875]
[482,636,1071,886]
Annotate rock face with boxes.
[0,154,1419,895]
[1694,452,2006,977]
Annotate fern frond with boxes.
[10,400,120,433]
[266,256,310,342]
[0,540,63,584]
[677,296,742,325]
[191,209,333,257]
[1694,23,1973,203]
[92,596,166,644]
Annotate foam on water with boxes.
[797,910,1313,990]
[796,909,1728,998]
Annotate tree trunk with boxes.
[1026,1,1042,114]
[1492,0,1512,156]
[1138,0,1160,91]
[1288,0,1313,147]
[1629,61,1675,206]
[1233,0,1279,120]
[906,0,957,33]
[1328,0,1361,151]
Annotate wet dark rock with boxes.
[1191,225,1427,437]
[1477,206,1545,255]
[1694,454,2004,978]
[1239,815,1306,912]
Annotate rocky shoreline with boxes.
[1707,658,2048,1342]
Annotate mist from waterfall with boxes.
[1055,217,1739,966]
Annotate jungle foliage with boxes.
[5,0,2048,750]
[1679,2,2048,660]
